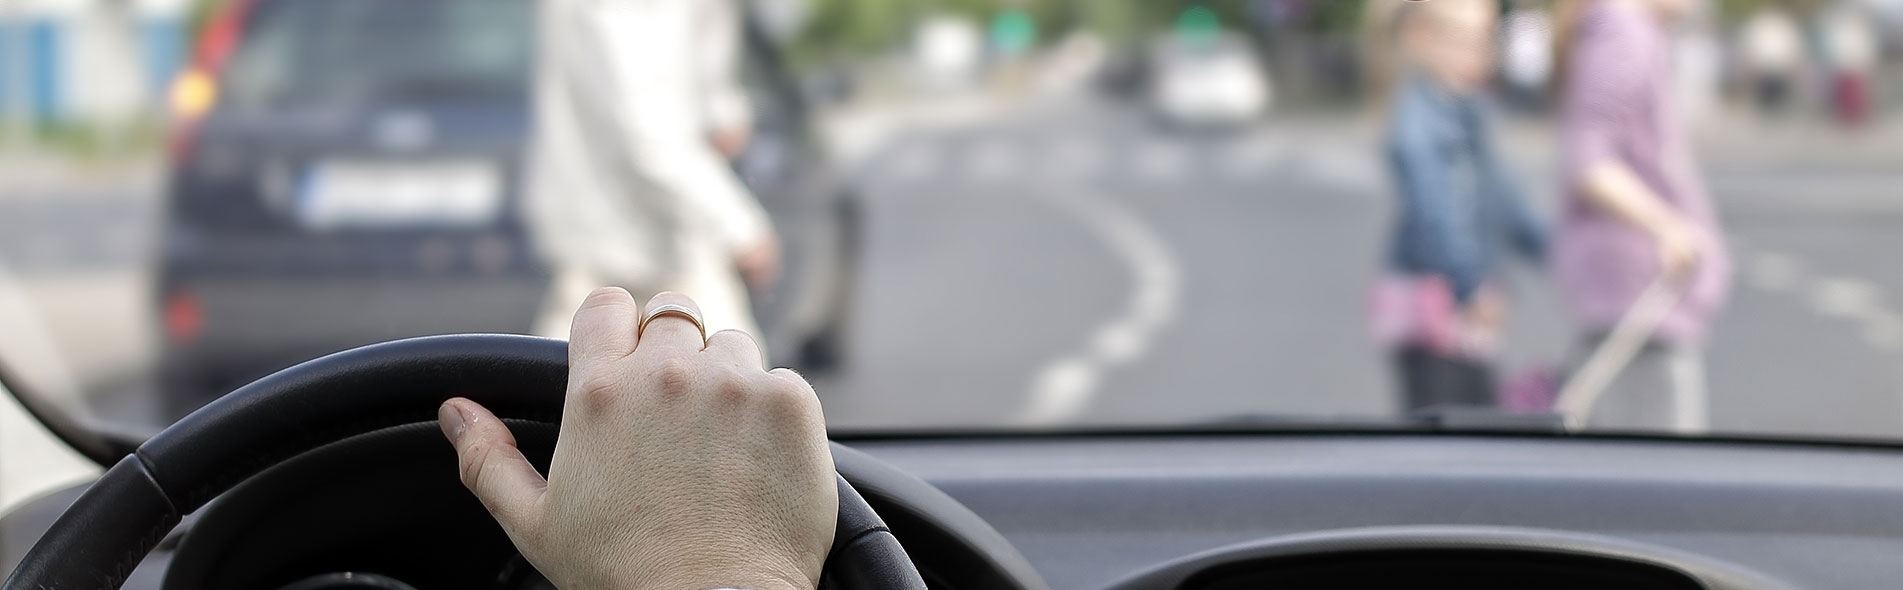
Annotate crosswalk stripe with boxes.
[863,133,1390,191]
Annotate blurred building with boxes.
[0,0,188,132]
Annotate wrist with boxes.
[646,578,805,590]
[633,564,811,590]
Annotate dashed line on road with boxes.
[1015,184,1183,425]
[1745,246,1903,355]
[1809,277,1882,320]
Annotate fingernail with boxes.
[438,400,468,442]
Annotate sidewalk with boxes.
[0,151,159,202]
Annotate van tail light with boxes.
[163,291,204,344]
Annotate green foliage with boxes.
[1306,0,1366,34]
[794,0,1078,60]
[798,0,916,57]
[790,0,1372,60]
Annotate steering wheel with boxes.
[2,334,926,590]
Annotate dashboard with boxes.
[11,430,1903,588]
[850,433,1903,589]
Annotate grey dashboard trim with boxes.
[1097,525,1795,590]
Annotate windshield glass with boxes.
[219,0,530,107]
[3,0,1902,471]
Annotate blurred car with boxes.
[155,0,859,420]
[1149,34,1271,129]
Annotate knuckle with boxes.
[653,358,698,396]
[574,368,627,412]
[760,376,819,418]
[713,369,754,404]
[769,367,809,385]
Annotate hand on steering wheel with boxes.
[440,289,835,590]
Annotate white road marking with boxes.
[1017,186,1183,425]
[1748,248,1903,403]
[1809,277,1881,319]
[1023,356,1097,422]
[1746,251,1802,292]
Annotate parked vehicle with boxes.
[1149,34,1271,130]
[154,0,858,421]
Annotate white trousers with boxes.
[1580,337,1710,434]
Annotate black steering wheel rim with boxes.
[1,334,925,590]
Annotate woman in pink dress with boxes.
[1552,0,1730,432]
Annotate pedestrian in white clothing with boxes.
[526,0,780,342]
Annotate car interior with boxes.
[8,334,1903,589]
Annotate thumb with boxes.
[439,398,548,534]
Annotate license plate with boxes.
[297,160,501,229]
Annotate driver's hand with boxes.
[438,289,836,590]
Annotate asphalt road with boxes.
[814,95,1903,439]
[3,95,1903,442]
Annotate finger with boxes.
[635,291,707,357]
[705,329,766,370]
[568,287,640,376]
[439,398,547,534]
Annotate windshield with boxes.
[220,0,530,107]
[4,0,1903,491]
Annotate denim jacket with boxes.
[1384,74,1547,304]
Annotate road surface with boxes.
[814,95,1903,439]
[3,95,1903,444]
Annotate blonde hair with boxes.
[1360,0,1499,116]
